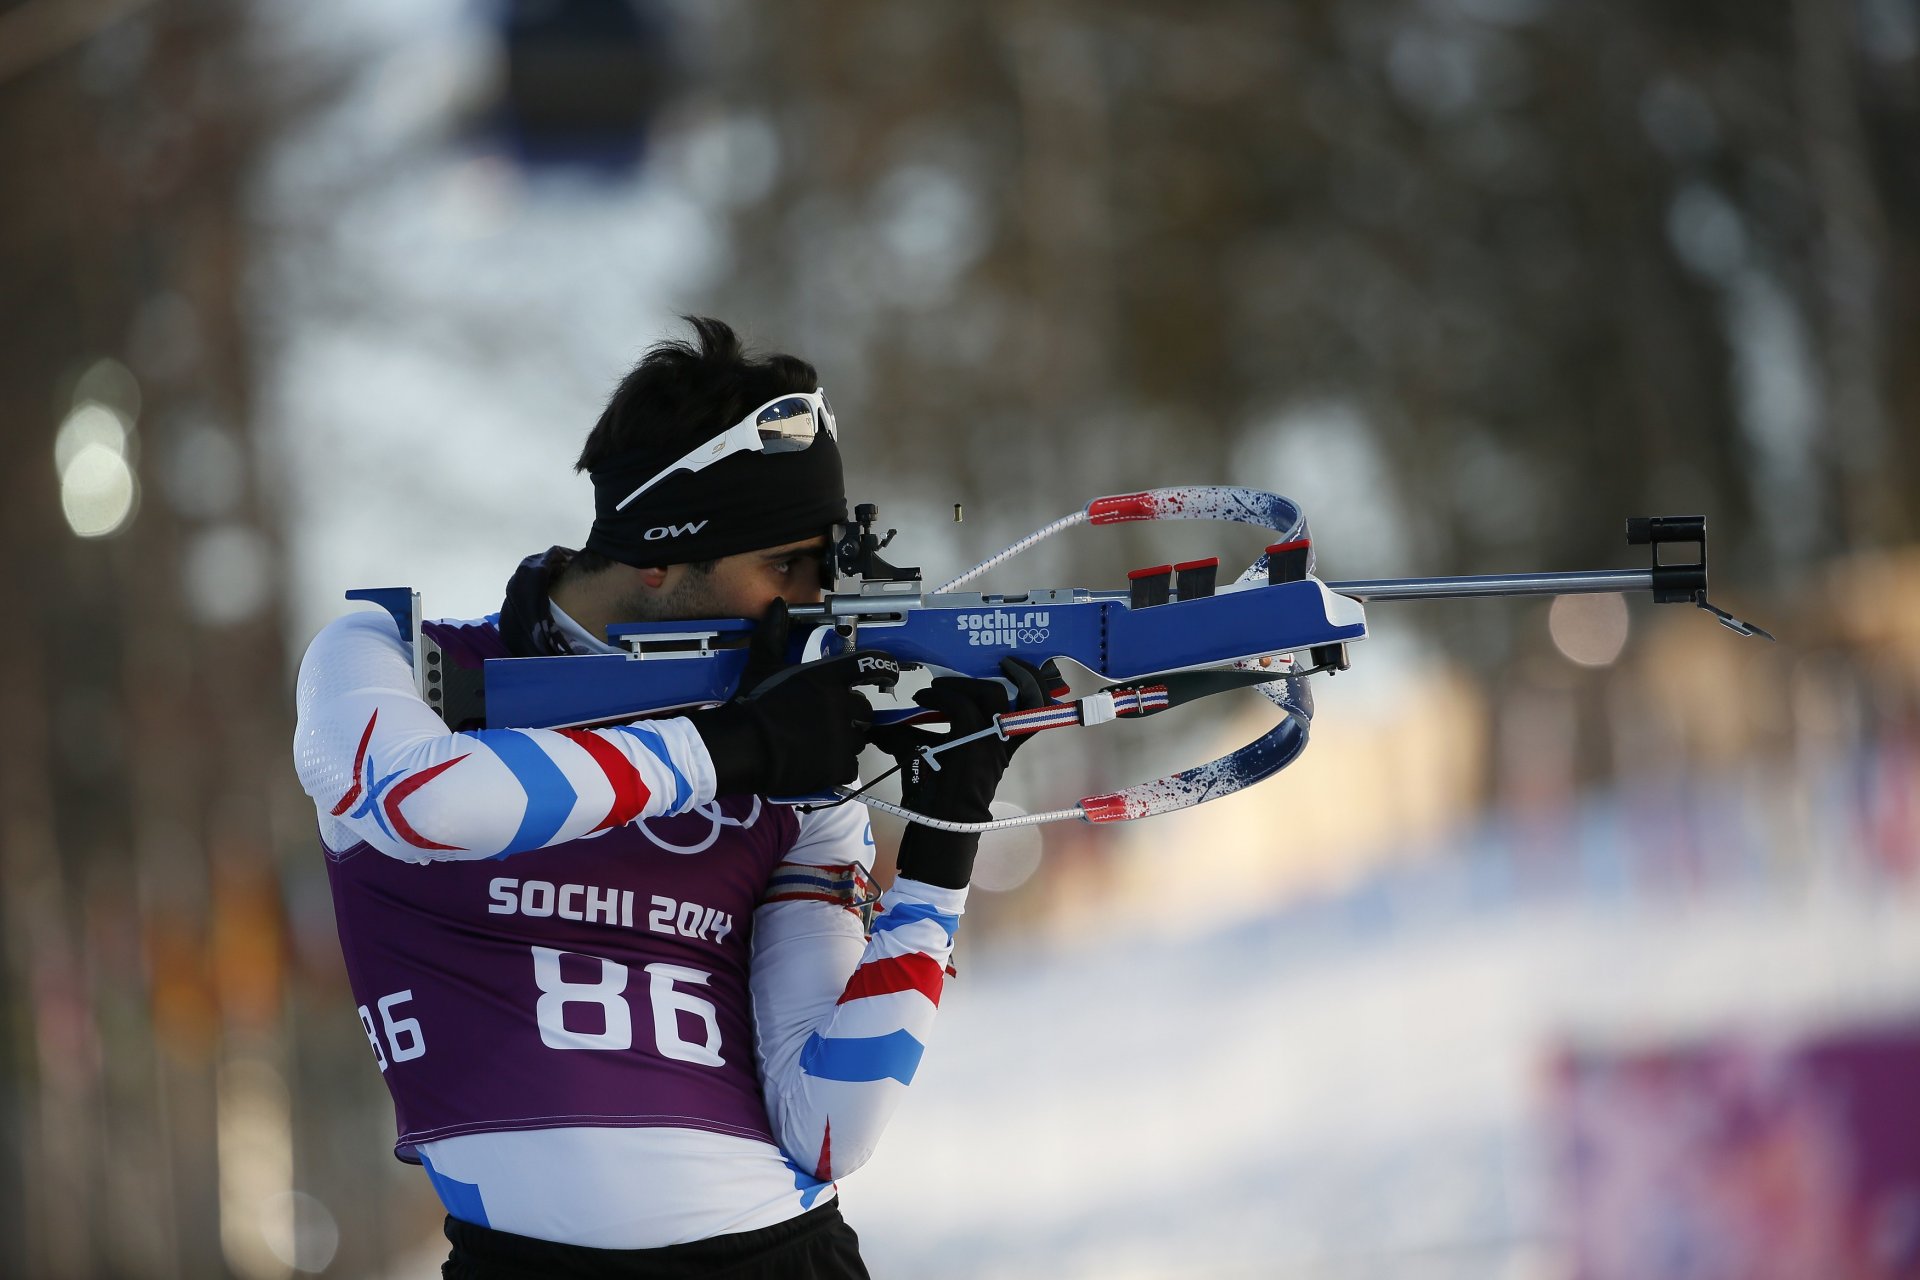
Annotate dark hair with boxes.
[570,316,818,575]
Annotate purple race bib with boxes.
[325,794,795,1161]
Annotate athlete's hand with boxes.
[689,598,901,797]
[869,657,1056,889]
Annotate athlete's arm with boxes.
[748,665,1045,1177]
[293,609,716,862]
[749,800,963,1181]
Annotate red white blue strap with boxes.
[996,684,1169,738]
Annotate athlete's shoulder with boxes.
[297,610,410,698]
[297,607,501,723]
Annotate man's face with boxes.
[650,535,829,621]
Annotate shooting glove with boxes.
[869,657,1054,890]
[689,598,901,797]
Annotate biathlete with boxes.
[293,318,1044,1278]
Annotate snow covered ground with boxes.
[846,872,1920,1278]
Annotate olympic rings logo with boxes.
[637,798,763,854]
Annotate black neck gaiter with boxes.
[498,547,575,657]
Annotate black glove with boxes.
[689,599,901,797]
[869,657,1054,889]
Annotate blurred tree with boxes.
[700,0,1918,791]
[0,2,340,1275]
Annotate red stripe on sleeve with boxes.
[329,710,379,816]
[558,729,652,831]
[382,755,469,850]
[836,952,946,1007]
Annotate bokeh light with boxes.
[1548,592,1631,667]
[71,356,141,421]
[970,801,1044,893]
[58,439,138,538]
[183,525,274,626]
[260,1190,340,1275]
[54,375,141,539]
[53,400,130,468]
[158,418,247,519]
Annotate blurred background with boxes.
[3,0,1917,1276]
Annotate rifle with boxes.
[347,487,1770,833]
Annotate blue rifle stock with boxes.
[476,576,1368,731]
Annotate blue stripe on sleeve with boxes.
[869,901,959,941]
[800,1029,926,1086]
[617,726,690,812]
[477,729,578,853]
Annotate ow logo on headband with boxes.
[644,520,710,541]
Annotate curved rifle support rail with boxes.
[858,486,1323,831]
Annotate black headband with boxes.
[582,431,846,567]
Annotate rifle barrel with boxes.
[1326,568,1655,602]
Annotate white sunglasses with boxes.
[612,388,838,511]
